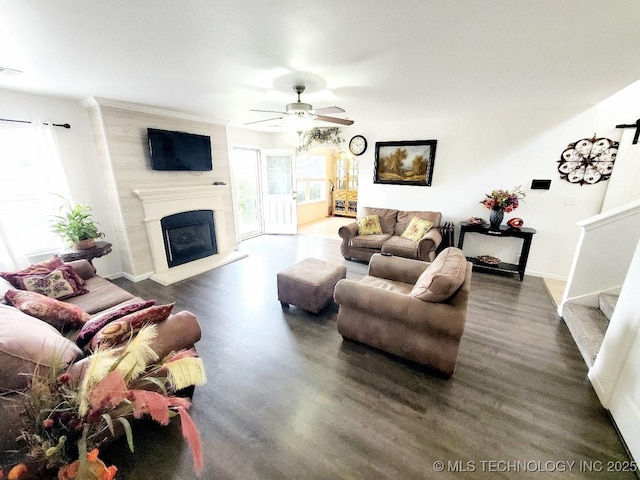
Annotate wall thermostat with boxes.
[531,179,551,190]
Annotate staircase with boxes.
[562,294,618,368]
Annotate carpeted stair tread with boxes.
[562,303,609,368]
[598,293,618,321]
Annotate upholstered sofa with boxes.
[338,206,443,263]
[334,248,472,376]
[0,258,202,464]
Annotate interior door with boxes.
[262,150,297,234]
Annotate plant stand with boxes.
[58,241,113,267]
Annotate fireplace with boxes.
[134,185,245,286]
[161,210,218,268]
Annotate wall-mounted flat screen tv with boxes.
[148,128,212,171]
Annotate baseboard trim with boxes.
[102,272,123,280]
[526,269,568,281]
[122,271,153,282]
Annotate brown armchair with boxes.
[333,248,472,376]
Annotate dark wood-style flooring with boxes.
[105,234,634,479]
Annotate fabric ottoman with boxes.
[277,258,347,314]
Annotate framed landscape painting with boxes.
[374,140,437,186]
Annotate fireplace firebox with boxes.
[161,210,218,268]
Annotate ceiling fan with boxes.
[245,85,354,127]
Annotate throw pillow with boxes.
[401,216,434,242]
[1,255,64,279]
[0,304,83,391]
[5,289,90,331]
[89,303,175,350]
[1,255,87,290]
[20,267,89,300]
[357,215,383,236]
[411,247,467,302]
[0,277,12,305]
[75,299,157,350]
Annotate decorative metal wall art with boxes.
[557,135,618,185]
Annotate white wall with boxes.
[0,88,122,277]
[226,127,278,150]
[3,80,640,281]
[602,127,640,211]
[346,83,640,280]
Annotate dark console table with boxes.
[58,241,112,266]
[457,222,536,281]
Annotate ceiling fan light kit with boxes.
[247,84,354,131]
[286,112,314,133]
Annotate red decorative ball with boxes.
[507,217,524,228]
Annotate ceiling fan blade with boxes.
[244,116,285,125]
[250,109,288,115]
[314,115,354,126]
[311,106,345,114]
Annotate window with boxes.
[296,154,326,204]
[231,147,263,239]
[267,154,292,195]
[0,123,70,264]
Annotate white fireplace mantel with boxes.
[133,185,229,220]
[133,184,244,285]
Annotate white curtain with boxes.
[0,121,71,270]
[0,221,25,270]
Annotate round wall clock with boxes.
[557,135,618,185]
[349,135,367,156]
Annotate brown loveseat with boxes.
[338,206,443,263]
[334,248,472,376]
[0,259,202,463]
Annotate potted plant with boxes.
[51,200,104,250]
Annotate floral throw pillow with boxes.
[75,299,157,350]
[0,255,87,298]
[357,215,383,236]
[89,303,175,350]
[5,289,90,331]
[401,216,434,242]
[20,268,88,300]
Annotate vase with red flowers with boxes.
[480,186,525,229]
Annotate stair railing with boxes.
[559,199,640,315]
